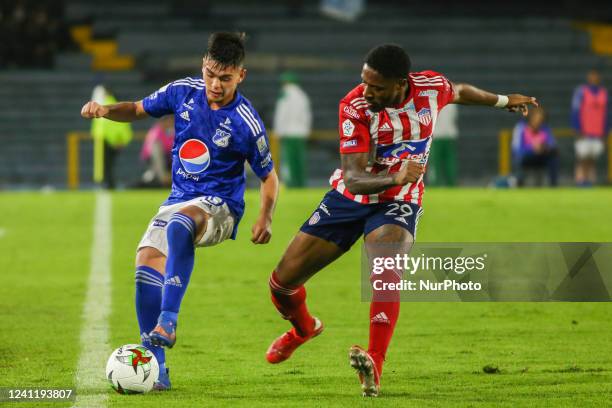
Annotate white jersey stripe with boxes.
[172,81,204,89]
[241,104,263,133]
[239,104,262,133]
[428,93,439,130]
[414,82,443,87]
[237,106,258,136]
[389,111,404,144]
[405,100,421,140]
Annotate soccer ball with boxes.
[105,344,159,394]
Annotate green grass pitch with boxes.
[1,188,612,407]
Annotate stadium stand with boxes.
[0,0,610,188]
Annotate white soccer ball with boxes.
[105,344,159,394]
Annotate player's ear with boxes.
[398,78,408,88]
[238,68,247,84]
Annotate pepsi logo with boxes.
[179,139,210,174]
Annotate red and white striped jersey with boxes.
[330,70,455,206]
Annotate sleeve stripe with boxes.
[238,104,262,134]
[237,106,259,135]
[184,77,204,83]
[172,80,204,89]
[239,104,262,133]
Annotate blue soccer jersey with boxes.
[142,77,274,238]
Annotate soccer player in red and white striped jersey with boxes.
[265,44,537,397]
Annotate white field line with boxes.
[73,192,112,407]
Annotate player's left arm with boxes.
[451,82,538,116]
[251,168,279,244]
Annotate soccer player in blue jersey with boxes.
[81,32,279,390]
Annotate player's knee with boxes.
[135,246,166,273]
[176,206,209,242]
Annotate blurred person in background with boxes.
[512,106,558,187]
[273,71,312,188]
[139,116,175,188]
[91,84,133,189]
[571,69,609,186]
[427,103,458,186]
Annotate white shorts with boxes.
[575,138,604,160]
[137,196,235,256]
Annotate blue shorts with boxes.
[300,190,423,252]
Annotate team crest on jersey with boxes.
[308,211,321,225]
[213,129,231,148]
[342,119,355,137]
[417,108,432,126]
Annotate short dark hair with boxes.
[365,44,411,79]
[206,32,246,68]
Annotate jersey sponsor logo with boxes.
[179,139,210,173]
[417,108,432,126]
[376,138,430,165]
[342,139,357,148]
[379,122,393,132]
[343,105,361,120]
[418,90,438,97]
[180,111,190,121]
[213,129,231,148]
[308,211,321,225]
[152,218,167,227]
[342,119,355,137]
[318,203,330,216]
[256,135,268,154]
[220,117,232,131]
[176,167,200,181]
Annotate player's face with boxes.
[202,58,246,106]
[361,64,406,112]
[587,70,601,86]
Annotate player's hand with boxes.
[392,160,425,185]
[81,101,109,119]
[506,94,538,116]
[251,216,272,244]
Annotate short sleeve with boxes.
[436,74,455,110]
[241,105,273,179]
[142,82,177,118]
[247,132,274,180]
[338,101,370,154]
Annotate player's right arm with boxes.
[342,153,424,195]
[80,100,149,122]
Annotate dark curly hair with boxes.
[365,44,411,79]
[206,32,246,68]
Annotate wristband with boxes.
[495,95,509,108]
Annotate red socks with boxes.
[269,270,315,337]
[368,269,401,375]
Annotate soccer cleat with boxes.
[349,345,380,397]
[153,366,171,391]
[266,317,324,364]
[149,318,177,348]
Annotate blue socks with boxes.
[161,213,196,319]
[135,265,166,366]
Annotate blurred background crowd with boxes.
[0,0,610,190]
